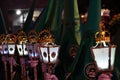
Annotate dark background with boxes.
[0,0,120,14]
[0,0,120,32]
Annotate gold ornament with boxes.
[17,31,28,44]
[0,34,6,44]
[6,34,16,44]
[95,22,110,43]
[28,30,38,43]
[38,30,54,44]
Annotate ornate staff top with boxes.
[17,31,28,44]
[38,30,54,44]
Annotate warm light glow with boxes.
[23,44,28,56]
[101,9,110,16]
[110,47,116,70]
[40,47,49,63]
[27,44,40,58]
[81,15,85,18]
[17,44,28,56]
[17,44,23,56]
[3,45,8,55]
[49,47,59,63]
[0,45,3,54]
[33,10,41,21]
[92,47,109,70]
[8,44,15,55]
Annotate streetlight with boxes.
[16,31,28,80]
[27,30,40,80]
[90,23,116,79]
[39,30,60,74]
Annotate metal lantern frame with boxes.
[27,43,40,60]
[7,43,16,56]
[0,44,16,56]
[40,43,60,64]
[38,30,60,75]
[0,44,9,55]
[27,30,40,60]
[90,43,116,72]
[17,43,28,57]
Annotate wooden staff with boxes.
[20,58,27,80]
[2,56,8,80]
[30,60,38,80]
[4,61,8,80]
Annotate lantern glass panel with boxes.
[110,47,116,70]
[3,44,8,55]
[40,47,49,63]
[27,45,33,58]
[49,46,59,63]
[0,45,3,54]
[92,47,109,70]
[17,44,23,56]
[27,44,39,58]
[8,44,15,55]
[23,44,28,56]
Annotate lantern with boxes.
[27,30,40,60]
[0,44,9,55]
[5,34,16,56]
[91,42,116,71]
[17,44,28,56]
[40,43,60,64]
[90,23,116,72]
[0,34,16,56]
[27,43,40,60]
[17,31,28,57]
[39,30,60,64]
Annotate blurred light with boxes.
[33,10,41,21]
[16,9,21,15]
[101,9,110,16]
[81,15,85,18]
